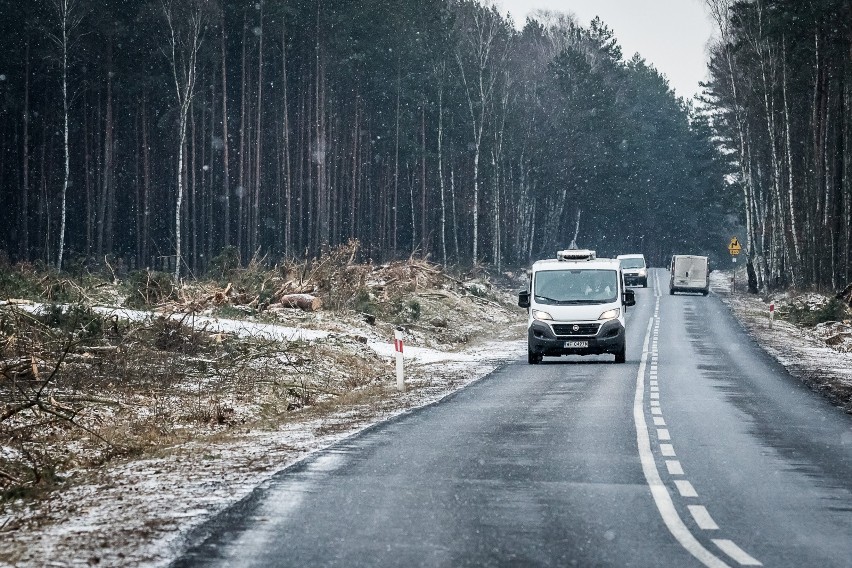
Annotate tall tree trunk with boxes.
[55,0,77,271]
[393,58,400,257]
[350,94,358,241]
[252,1,264,256]
[142,97,151,267]
[450,166,460,262]
[190,100,198,273]
[437,83,447,266]
[220,13,231,248]
[281,17,292,257]
[20,38,30,261]
[163,1,205,280]
[237,14,247,260]
[103,48,115,256]
[84,93,93,256]
[420,104,427,255]
[781,37,802,276]
[39,122,49,262]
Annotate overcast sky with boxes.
[497,0,716,100]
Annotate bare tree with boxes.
[706,0,760,289]
[455,2,502,264]
[46,0,84,271]
[161,0,210,280]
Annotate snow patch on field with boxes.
[0,332,524,568]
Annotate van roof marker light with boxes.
[557,249,596,261]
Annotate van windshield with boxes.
[620,258,645,269]
[534,269,618,305]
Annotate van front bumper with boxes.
[624,274,647,286]
[528,319,625,357]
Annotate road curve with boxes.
[173,268,852,568]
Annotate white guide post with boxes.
[394,327,405,392]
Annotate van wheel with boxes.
[642,279,648,288]
[669,289,675,295]
[614,344,626,364]
[528,350,542,365]
[702,290,709,296]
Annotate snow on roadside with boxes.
[0,329,525,568]
[710,271,852,412]
[1,300,511,362]
[0,301,332,343]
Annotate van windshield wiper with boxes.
[535,296,604,305]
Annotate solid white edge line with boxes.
[689,506,720,530]
[633,284,729,568]
[712,539,763,566]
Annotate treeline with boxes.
[0,0,725,277]
[704,0,852,291]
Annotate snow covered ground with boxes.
[0,304,525,567]
[710,270,852,412]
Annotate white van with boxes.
[518,250,636,364]
[669,255,710,295]
[617,254,648,287]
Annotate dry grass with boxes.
[1,248,524,507]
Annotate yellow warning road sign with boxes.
[728,236,742,256]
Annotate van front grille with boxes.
[552,323,600,336]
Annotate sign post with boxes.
[728,236,742,293]
[394,327,405,392]
[769,302,775,329]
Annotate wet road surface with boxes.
[173,269,852,567]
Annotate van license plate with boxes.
[564,341,588,348]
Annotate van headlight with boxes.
[532,310,553,321]
[598,308,620,320]
[638,268,647,276]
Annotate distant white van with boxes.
[669,255,709,296]
[518,249,636,364]
[617,254,648,287]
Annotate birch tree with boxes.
[455,1,502,264]
[161,0,209,279]
[46,0,84,271]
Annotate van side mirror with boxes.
[624,289,636,307]
[518,290,530,308]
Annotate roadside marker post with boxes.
[394,327,405,392]
[769,302,775,329]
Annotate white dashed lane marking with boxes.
[638,270,763,566]
[712,540,763,566]
[632,311,728,568]
[674,480,699,498]
[666,460,684,475]
[689,506,720,530]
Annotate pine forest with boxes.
[0,0,849,293]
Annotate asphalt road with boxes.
[173,268,852,567]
